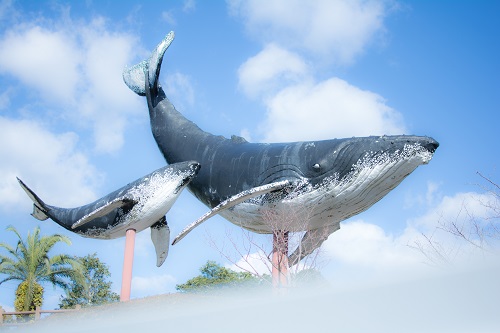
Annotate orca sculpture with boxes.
[123,32,438,266]
[18,161,200,266]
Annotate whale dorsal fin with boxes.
[171,180,290,245]
[71,197,137,229]
[231,135,248,144]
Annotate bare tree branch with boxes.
[412,172,500,264]
[205,201,330,287]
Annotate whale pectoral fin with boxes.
[71,197,137,229]
[150,216,170,267]
[17,177,49,221]
[172,180,291,246]
[288,223,340,267]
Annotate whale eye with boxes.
[312,163,321,172]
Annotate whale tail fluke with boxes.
[123,31,175,96]
[17,178,49,221]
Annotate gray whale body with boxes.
[123,32,438,265]
[18,161,200,266]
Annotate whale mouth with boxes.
[423,139,439,154]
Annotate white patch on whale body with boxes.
[221,143,434,233]
[77,168,192,239]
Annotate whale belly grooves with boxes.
[220,143,432,234]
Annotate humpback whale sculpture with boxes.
[18,161,200,267]
[123,32,439,266]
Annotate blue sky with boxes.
[0,0,499,311]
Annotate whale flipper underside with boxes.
[288,223,340,267]
[172,180,291,246]
[151,216,170,267]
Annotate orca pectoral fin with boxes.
[172,180,290,246]
[150,216,170,267]
[288,223,340,267]
[17,177,49,221]
[71,197,137,229]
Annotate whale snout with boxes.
[190,161,201,174]
[180,161,201,186]
[422,138,439,154]
[173,161,200,194]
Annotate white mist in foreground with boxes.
[17,262,500,333]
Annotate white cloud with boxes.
[0,18,144,153]
[404,181,443,209]
[0,0,15,21]
[405,191,499,263]
[324,220,420,269]
[0,26,81,104]
[229,0,388,64]
[161,10,176,25]
[409,191,496,231]
[231,0,403,143]
[425,181,441,206]
[259,78,406,142]
[319,190,499,279]
[228,250,272,276]
[132,274,177,297]
[0,117,100,211]
[183,0,196,12]
[0,87,11,109]
[76,19,144,153]
[164,72,195,112]
[238,43,308,98]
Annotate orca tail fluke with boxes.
[16,178,50,221]
[122,31,175,96]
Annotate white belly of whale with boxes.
[85,174,182,239]
[221,151,430,234]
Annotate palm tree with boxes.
[0,226,83,311]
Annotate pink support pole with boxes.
[272,230,289,291]
[120,228,136,302]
